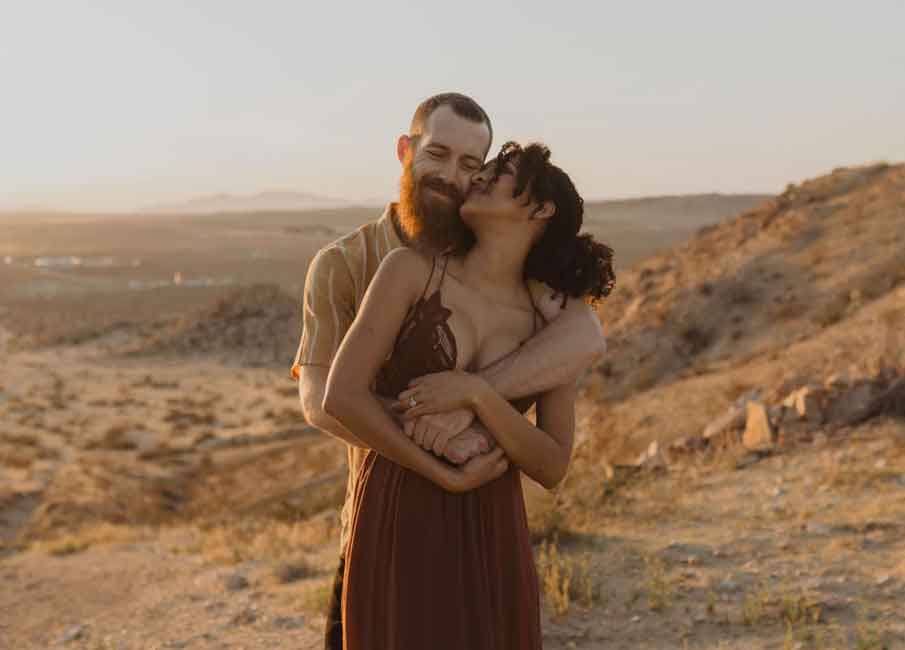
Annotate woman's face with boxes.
[460,155,530,226]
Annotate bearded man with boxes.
[291,92,606,650]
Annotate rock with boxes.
[768,404,789,426]
[825,372,851,389]
[790,386,825,423]
[230,607,257,626]
[224,573,249,592]
[735,450,769,469]
[826,381,878,426]
[670,435,710,456]
[272,615,306,630]
[805,522,832,536]
[636,441,668,469]
[60,624,86,644]
[778,417,815,443]
[743,402,775,451]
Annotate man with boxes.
[291,92,606,650]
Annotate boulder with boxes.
[742,402,775,451]
[826,380,879,426]
[636,441,668,469]
[789,386,825,423]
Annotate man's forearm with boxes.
[478,301,605,400]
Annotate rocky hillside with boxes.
[575,163,905,469]
[120,283,299,367]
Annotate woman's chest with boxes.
[444,293,536,373]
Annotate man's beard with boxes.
[396,157,472,254]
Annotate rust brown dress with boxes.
[341,256,543,649]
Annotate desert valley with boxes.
[1,166,904,649]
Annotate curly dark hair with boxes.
[492,141,615,302]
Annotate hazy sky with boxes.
[2,1,903,212]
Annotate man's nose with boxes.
[468,168,488,192]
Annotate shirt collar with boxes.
[378,202,404,249]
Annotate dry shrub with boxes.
[190,515,336,565]
[643,554,675,611]
[536,536,596,617]
[298,579,333,616]
[678,325,712,356]
[810,295,851,328]
[771,299,810,321]
[526,490,566,544]
[28,522,146,556]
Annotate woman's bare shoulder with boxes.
[374,247,434,293]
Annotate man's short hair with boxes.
[409,92,493,152]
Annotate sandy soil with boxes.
[3,185,904,649]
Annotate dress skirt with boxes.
[341,449,542,649]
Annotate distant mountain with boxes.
[584,193,770,226]
[141,191,364,215]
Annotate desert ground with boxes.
[2,178,904,649]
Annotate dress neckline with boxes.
[421,284,538,374]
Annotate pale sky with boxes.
[2,1,903,212]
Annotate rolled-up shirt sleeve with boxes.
[291,247,356,379]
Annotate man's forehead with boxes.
[420,106,490,157]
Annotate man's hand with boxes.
[443,447,509,493]
[444,427,493,464]
[403,408,475,456]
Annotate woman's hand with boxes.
[395,370,490,419]
[441,447,509,493]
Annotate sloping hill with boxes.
[579,163,905,464]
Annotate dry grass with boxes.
[643,553,675,611]
[535,536,597,617]
[298,579,334,617]
[28,523,147,556]
[184,515,335,565]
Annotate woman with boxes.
[324,141,615,649]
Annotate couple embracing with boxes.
[292,92,615,649]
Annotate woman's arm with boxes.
[323,249,508,493]
[471,380,575,489]
[478,295,605,400]
[399,372,575,489]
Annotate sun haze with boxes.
[1,1,903,212]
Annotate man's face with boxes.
[409,104,490,199]
[396,105,491,253]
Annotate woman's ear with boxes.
[531,201,556,221]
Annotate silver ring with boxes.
[409,396,417,408]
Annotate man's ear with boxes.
[532,200,556,221]
[397,134,412,164]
